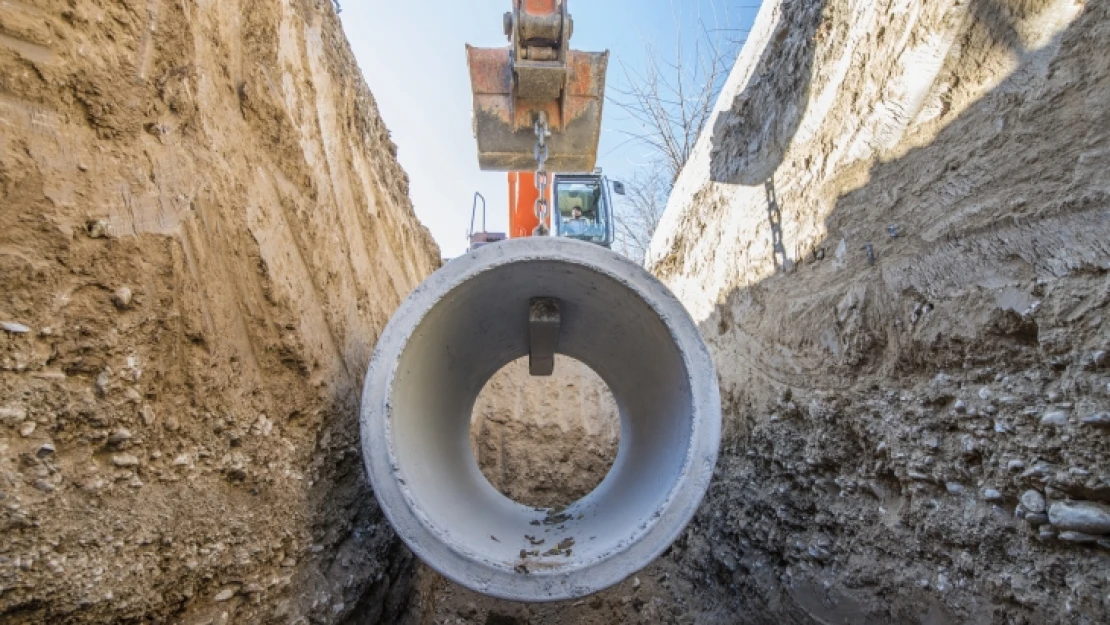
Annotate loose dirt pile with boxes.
[0,1,437,623]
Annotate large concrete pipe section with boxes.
[360,237,720,601]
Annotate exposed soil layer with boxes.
[646,0,1110,623]
[470,356,618,509]
[0,1,438,623]
[5,0,1110,623]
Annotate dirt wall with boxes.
[0,1,438,623]
[648,0,1110,623]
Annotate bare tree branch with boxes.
[612,167,669,265]
[608,5,741,263]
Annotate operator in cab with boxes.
[563,204,589,236]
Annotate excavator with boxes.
[465,0,623,252]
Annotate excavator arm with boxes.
[466,0,608,172]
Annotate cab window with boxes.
[555,180,607,244]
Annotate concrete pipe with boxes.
[360,237,720,601]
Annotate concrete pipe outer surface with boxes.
[360,237,720,601]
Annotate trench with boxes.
[2,0,1108,623]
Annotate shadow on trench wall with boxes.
[319,384,417,625]
[765,178,789,273]
[708,0,826,277]
[678,0,1110,623]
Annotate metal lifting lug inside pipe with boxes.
[360,238,721,601]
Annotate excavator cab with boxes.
[552,173,618,247]
[502,169,623,248]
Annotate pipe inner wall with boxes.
[361,237,720,601]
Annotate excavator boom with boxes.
[466,0,608,171]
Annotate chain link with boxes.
[532,112,551,236]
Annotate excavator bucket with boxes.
[466,0,608,172]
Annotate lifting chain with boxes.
[533,112,551,236]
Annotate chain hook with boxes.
[533,112,551,236]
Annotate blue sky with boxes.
[340,1,761,257]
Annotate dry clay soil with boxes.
[0,1,439,623]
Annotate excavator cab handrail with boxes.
[467,191,507,253]
[468,191,486,240]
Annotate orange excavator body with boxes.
[507,171,550,238]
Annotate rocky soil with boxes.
[0,1,438,623]
[645,0,1110,623]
